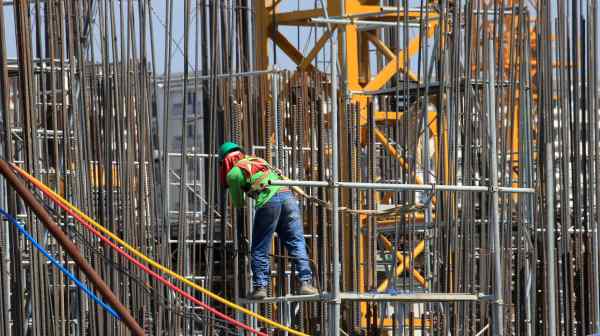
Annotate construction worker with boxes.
[218,141,318,299]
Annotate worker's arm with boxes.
[226,167,246,208]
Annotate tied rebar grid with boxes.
[0,1,598,336]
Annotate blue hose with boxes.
[0,208,120,319]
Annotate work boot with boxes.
[248,287,267,300]
[298,281,318,295]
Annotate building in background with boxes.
[154,74,208,236]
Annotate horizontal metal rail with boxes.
[339,292,487,302]
[270,179,535,193]
[239,292,487,303]
[310,17,425,28]
[239,293,327,304]
[155,68,283,84]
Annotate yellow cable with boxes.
[12,164,309,336]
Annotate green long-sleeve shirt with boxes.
[226,166,285,208]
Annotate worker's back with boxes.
[227,156,286,208]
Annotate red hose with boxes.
[36,183,266,336]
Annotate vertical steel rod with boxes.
[329,14,341,336]
[545,142,557,335]
[486,35,504,336]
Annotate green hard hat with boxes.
[218,141,242,160]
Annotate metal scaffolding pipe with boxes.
[329,9,341,335]
[486,35,504,336]
[270,179,535,193]
[154,68,283,83]
[545,143,557,336]
[310,17,423,28]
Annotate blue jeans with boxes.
[251,191,312,288]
